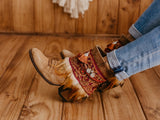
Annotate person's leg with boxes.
[129,0,160,39]
[107,26,160,80]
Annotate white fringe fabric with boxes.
[52,0,93,18]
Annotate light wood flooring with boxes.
[0,34,160,120]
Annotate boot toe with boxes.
[31,48,48,65]
[61,49,75,59]
[29,48,63,86]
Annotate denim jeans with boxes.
[107,0,160,81]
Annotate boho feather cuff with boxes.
[56,46,122,102]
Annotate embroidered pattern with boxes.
[69,50,107,95]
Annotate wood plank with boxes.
[19,74,63,120]
[0,0,13,32]
[76,0,97,34]
[13,0,34,33]
[118,0,141,34]
[0,36,46,120]
[130,67,160,120]
[54,5,76,33]
[34,0,55,34]
[62,92,104,120]
[101,80,146,120]
[0,35,25,77]
[97,0,119,34]
[140,0,153,15]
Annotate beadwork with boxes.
[69,50,107,95]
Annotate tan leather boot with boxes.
[29,48,88,102]
[29,48,65,86]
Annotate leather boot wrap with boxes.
[58,46,120,102]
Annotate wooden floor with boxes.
[0,34,160,120]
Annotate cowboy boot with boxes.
[29,48,65,86]
[29,46,124,102]
[60,34,135,58]
[29,48,88,102]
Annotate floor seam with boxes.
[0,39,26,80]
[60,102,64,120]
[100,92,106,120]
[129,78,148,120]
[17,73,37,120]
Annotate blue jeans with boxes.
[107,0,160,80]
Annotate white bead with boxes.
[113,41,118,44]
[90,73,95,78]
[84,52,89,56]
[86,68,91,73]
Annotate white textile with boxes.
[52,0,93,18]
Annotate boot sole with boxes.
[29,49,60,86]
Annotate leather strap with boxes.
[91,46,115,79]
